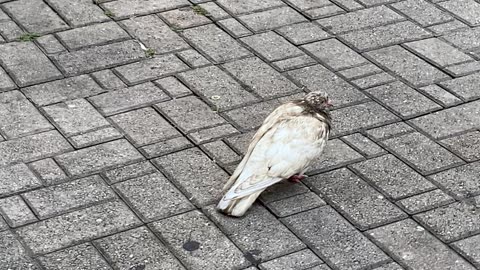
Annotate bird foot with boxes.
[288,174,307,183]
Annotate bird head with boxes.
[304,91,333,111]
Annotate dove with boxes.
[217,91,332,217]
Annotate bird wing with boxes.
[222,114,329,201]
[222,102,305,191]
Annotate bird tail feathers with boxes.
[217,190,263,217]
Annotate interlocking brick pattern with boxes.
[0,0,480,269]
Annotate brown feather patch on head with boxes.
[303,91,331,110]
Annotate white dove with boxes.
[217,91,332,217]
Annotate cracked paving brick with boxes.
[339,64,382,80]
[178,65,258,111]
[238,7,307,32]
[405,38,474,67]
[110,107,180,147]
[0,195,37,227]
[440,72,480,101]
[38,243,112,270]
[55,139,144,177]
[94,227,185,270]
[273,55,317,72]
[202,140,242,165]
[428,19,469,35]
[23,175,115,219]
[266,192,326,217]
[89,82,169,116]
[277,22,329,45]
[304,5,345,20]
[382,132,464,174]
[259,249,323,270]
[0,67,15,92]
[176,49,211,68]
[0,90,52,138]
[442,27,480,51]
[282,206,389,270]
[36,34,66,54]
[367,219,475,269]
[161,7,211,29]
[56,21,130,50]
[154,76,192,98]
[287,65,367,107]
[151,210,249,270]
[223,98,282,131]
[155,95,226,133]
[216,0,284,15]
[241,31,304,62]
[223,57,300,99]
[218,18,252,38]
[47,0,109,27]
[307,139,364,174]
[391,0,453,27]
[114,173,194,222]
[3,0,68,34]
[306,168,406,230]
[188,124,239,144]
[16,200,141,255]
[366,122,414,141]
[419,84,462,107]
[52,40,145,76]
[0,230,40,270]
[205,204,305,261]
[351,72,396,90]
[183,24,251,63]
[69,127,123,149]
[153,148,229,206]
[22,75,104,106]
[452,234,480,268]
[28,158,68,185]
[351,154,436,200]
[439,0,480,26]
[101,0,189,19]
[446,61,480,77]
[287,0,332,10]
[0,131,72,166]
[366,45,450,87]
[366,81,441,118]
[91,69,126,91]
[342,133,385,157]
[0,42,62,87]
[43,98,110,137]
[441,131,480,161]
[429,162,480,199]
[397,189,455,214]
[303,39,368,70]
[102,161,156,184]
[196,2,229,21]
[139,136,193,158]
[120,15,189,54]
[259,181,310,204]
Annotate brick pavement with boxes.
[0,0,480,269]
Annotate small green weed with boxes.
[19,33,40,42]
[192,5,209,16]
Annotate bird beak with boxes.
[326,99,333,108]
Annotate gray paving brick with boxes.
[139,136,193,158]
[183,24,251,63]
[153,148,228,206]
[114,55,189,84]
[0,42,62,87]
[155,96,226,133]
[307,168,406,230]
[217,0,284,15]
[367,81,441,118]
[23,175,115,219]
[55,139,143,176]
[48,0,108,27]
[366,122,414,141]
[154,76,192,98]
[101,0,189,19]
[238,7,307,32]
[91,69,126,90]
[303,39,367,70]
[197,2,229,20]
[429,162,480,199]
[334,0,363,11]
[304,5,345,20]
[95,227,185,270]
[342,133,386,157]
[452,234,480,268]
[0,90,52,139]
[287,65,367,107]
[223,99,283,131]
[419,84,462,107]
[3,0,68,34]
[202,140,241,165]
[188,123,239,144]
[446,61,480,77]
[367,219,475,270]
[102,161,156,184]
[36,34,66,54]
[120,15,189,54]
[110,107,180,147]
[151,210,249,270]
[277,22,329,45]
[0,18,24,42]
[428,19,469,35]
[330,101,399,136]
[0,131,72,166]
[38,243,112,270]
[0,216,7,231]
[285,0,332,10]
[405,38,473,67]
[16,200,141,254]
[391,0,453,26]
[409,100,480,139]
[441,131,480,161]
[266,192,326,217]
[114,173,193,222]
[440,72,480,100]
[260,181,310,204]
[273,55,317,72]
[308,139,364,174]
[382,132,464,174]
[439,0,480,26]
[53,40,145,76]
[258,249,323,270]
[351,72,396,89]
[339,64,382,80]
[351,155,436,200]
[242,31,303,62]
[282,206,389,270]
[69,127,123,149]
[89,82,169,116]
[397,189,455,214]
[340,21,432,52]
[176,49,211,68]
[356,0,396,6]
[0,230,40,270]
[28,158,68,185]
[366,45,450,87]
[218,18,252,38]
[178,65,258,110]
[0,67,15,92]
[442,27,480,51]
[43,98,110,137]
[56,22,129,50]
[0,195,37,227]
[317,6,404,34]
[22,75,104,106]
[206,204,305,261]
[161,7,211,28]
